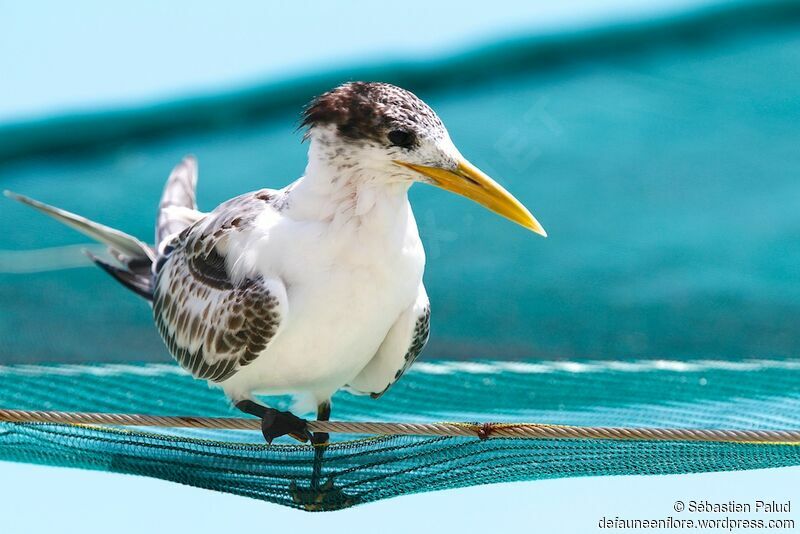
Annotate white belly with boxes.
[220,209,425,405]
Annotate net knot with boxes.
[476,422,496,440]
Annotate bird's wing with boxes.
[346,284,430,398]
[156,156,203,246]
[153,190,287,383]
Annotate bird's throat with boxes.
[288,140,413,234]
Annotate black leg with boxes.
[309,401,331,491]
[289,399,358,510]
[235,399,267,418]
[235,400,311,444]
[312,400,331,446]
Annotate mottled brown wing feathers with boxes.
[152,190,283,382]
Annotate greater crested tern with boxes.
[5,82,545,444]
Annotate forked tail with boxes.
[4,156,202,301]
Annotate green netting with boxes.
[1,359,798,510]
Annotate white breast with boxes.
[219,188,425,406]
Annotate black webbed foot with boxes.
[235,400,311,444]
[261,409,312,444]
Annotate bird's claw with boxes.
[261,409,311,444]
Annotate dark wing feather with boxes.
[370,306,430,398]
[346,289,430,398]
[152,190,284,382]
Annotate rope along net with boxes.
[1,359,799,511]
[2,409,800,443]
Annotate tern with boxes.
[5,82,546,444]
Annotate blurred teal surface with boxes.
[1,4,799,364]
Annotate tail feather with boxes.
[156,156,201,247]
[4,190,155,262]
[84,250,154,300]
[109,248,152,276]
[4,190,155,300]
[5,154,202,302]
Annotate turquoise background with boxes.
[2,0,799,363]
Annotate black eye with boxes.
[387,129,416,148]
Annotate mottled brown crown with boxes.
[301,82,444,143]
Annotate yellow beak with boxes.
[394,158,547,236]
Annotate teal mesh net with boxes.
[1,360,799,510]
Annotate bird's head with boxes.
[301,82,545,236]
